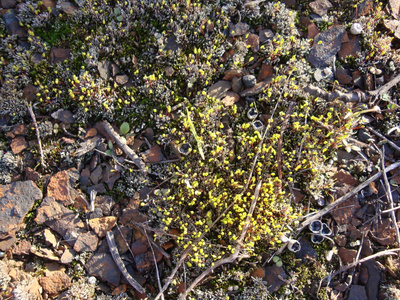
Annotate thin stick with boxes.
[369,73,400,99]
[368,127,400,153]
[177,180,262,300]
[381,148,400,247]
[26,101,45,168]
[102,121,146,172]
[144,228,164,300]
[321,248,400,282]
[295,161,400,236]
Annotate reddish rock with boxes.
[335,234,347,247]
[335,67,352,85]
[333,170,360,186]
[331,197,361,224]
[49,48,71,64]
[388,0,400,17]
[11,239,31,256]
[60,248,75,264]
[115,74,129,85]
[264,264,287,293]
[47,168,80,205]
[39,270,72,295]
[0,181,42,249]
[257,64,274,82]
[220,49,235,63]
[131,240,148,256]
[12,124,26,136]
[24,167,40,181]
[222,91,240,107]
[371,218,395,245]
[10,136,27,154]
[89,216,117,238]
[307,23,320,39]
[240,77,272,97]
[222,69,242,81]
[229,22,250,37]
[338,247,357,265]
[208,80,231,100]
[119,208,147,226]
[338,35,362,59]
[310,0,332,16]
[231,77,243,93]
[251,267,265,278]
[85,128,98,139]
[58,1,78,15]
[356,0,374,17]
[245,33,259,53]
[142,145,165,163]
[73,231,99,252]
[90,165,103,185]
[42,0,56,9]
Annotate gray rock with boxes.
[307,25,346,68]
[242,75,257,88]
[0,181,42,248]
[208,80,231,100]
[263,264,287,293]
[239,77,273,97]
[51,109,75,124]
[1,0,17,9]
[314,67,334,82]
[98,60,112,81]
[295,236,318,261]
[229,22,250,37]
[73,231,99,253]
[310,0,333,16]
[357,129,373,142]
[258,29,274,43]
[86,252,120,286]
[2,10,28,38]
[348,285,367,300]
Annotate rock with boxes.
[11,239,31,256]
[356,0,374,17]
[94,195,115,216]
[88,216,117,238]
[362,260,381,299]
[307,23,320,39]
[59,1,79,15]
[25,167,40,181]
[73,231,99,252]
[115,74,129,85]
[348,285,367,300]
[307,25,346,68]
[281,0,296,8]
[142,145,165,163]
[333,170,360,186]
[229,22,250,37]
[263,264,287,293]
[331,197,361,224]
[222,91,240,107]
[338,247,357,264]
[310,0,333,16]
[335,67,352,85]
[350,23,363,35]
[43,0,56,9]
[371,218,395,245]
[388,0,400,17]
[295,236,318,261]
[39,269,72,295]
[10,136,27,154]
[207,80,231,100]
[49,48,71,64]
[231,77,243,93]
[87,183,107,195]
[251,267,265,278]
[51,109,75,124]
[98,60,112,81]
[222,69,242,81]
[23,84,38,102]
[131,240,148,256]
[84,128,98,139]
[383,20,400,39]
[357,128,373,142]
[120,208,147,225]
[2,10,28,37]
[60,248,75,264]
[259,29,274,43]
[314,67,334,81]
[257,64,274,82]
[90,165,103,185]
[240,77,273,97]
[0,181,42,249]
[245,33,259,52]
[43,228,58,248]
[1,0,17,8]
[338,35,362,59]
[47,168,80,206]
[86,252,120,286]
[242,75,257,88]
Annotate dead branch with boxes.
[368,127,400,153]
[321,248,400,283]
[305,72,400,102]
[380,148,400,247]
[177,180,262,300]
[106,231,146,294]
[296,161,400,236]
[26,101,45,168]
[102,121,146,172]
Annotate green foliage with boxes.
[119,121,130,135]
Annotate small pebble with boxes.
[242,75,257,88]
[350,23,362,35]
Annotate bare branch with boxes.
[26,102,45,168]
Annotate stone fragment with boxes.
[242,75,256,88]
[229,22,250,37]
[90,165,103,185]
[258,29,274,43]
[39,269,71,295]
[222,69,242,81]
[295,236,318,261]
[239,77,272,97]
[2,10,28,37]
[142,145,165,163]
[310,0,333,16]
[362,260,381,299]
[348,285,367,300]
[86,252,120,286]
[331,197,360,224]
[73,231,99,252]
[47,168,80,205]
[222,91,240,107]
[251,267,265,278]
[25,167,40,181]
[49,48,71,63]
[23,84,38,102]
[115,74,129,85]
[0,181,42,247]
[43,0,56,9]
[257,64,274,82]
[333,170,359,186]
[388,0,400,17]
[10,136,27,154]
[60,248,75,264]
[207,80,231,100]
[134,250,162,273]
[98,60,112,81]
[371,218,395,245]
[1,0,17,8]
[231,77,243,93]
[131,240,148,256]
[88,216,117,238]
[338,247,357,264]
[338,35,362,59]
[307,23,320,39]
[119,208,147,226]
[43,228,58,248]
[59,1,79,15]
[245,33,259,53]
[85,128,98,139]
[87,183,107,195]
[383,20,400,39]
[263,264,287,293]
[307,25,345,68]
[51,109,75,124]
[356,0,374,16]
[335,67,352,85]
[11,239,31,256]
[95,195,115,216]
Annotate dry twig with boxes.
[26,101,45,168]
[102,121,146,172]
[296,161,400,235]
